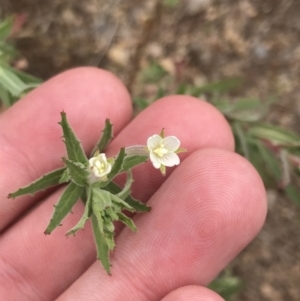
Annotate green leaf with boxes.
[59,112,88,164]
[100,148,126,186]
[105,181,151,212]
[8,168,66,198]
[66,187,93,236]
[110,194,135,212]
[91,119,113,155]
[209,275,243,299]
[0,64,28,97]
[142,63,167,83]
[133,97,149,110]
[117,171,133,200]
[44,182,84,234]
[92,188,113,211]
[232,122,249,159]
[220,98,270,122]
[190,77,243,96]
[122,155,148,171]
[63,158,89,187]
[249,124,300,147]
[0,82,13,107]
[117,212,137,232]
[254,140,281,182]
[91,214,111,274]
[0,17,13,41]
[59,169,70,184]
[285,184,300,206]
[5,65,42,85]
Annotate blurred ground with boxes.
[2,0,300,300]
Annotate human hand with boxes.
[0,68,267,301]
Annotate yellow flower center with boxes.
[153,144,168,157]
[95,160,106,173]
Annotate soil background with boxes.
[1,0,300,300]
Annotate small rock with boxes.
[185,0,212,15]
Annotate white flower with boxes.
[147,134,180,172]
[89,153,112,181]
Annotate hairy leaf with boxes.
[63,158,89,187]
[117,212,137,232]
[117,171,133,200]
[91,119,113,155]
[59,169,70,184]
[66,187,93,236]
[100,148,126,187]
[122,155,148,171]
[44,182,84,234]
[105,181,151,212]
[59,112,88,164]
[8,168,66,198]
[91,214,111,274]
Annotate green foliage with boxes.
[63,158,89,187]
[135,65,300,206]
[59,112,89,165]
[8,168,66,198]
[0,17,42,107]
[163,0,180,8]
[105,181,151,212]
[91,119,113,156]
[142,63,167,83]
[122,155,148,171]
[209,273,243,300]
[9,114,151,273]
[45,182,84,234]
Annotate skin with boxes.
[0,67,267,301]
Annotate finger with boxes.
[0,67,132,232]
[57,149,267,301]
[107,95,234,202]
[0,97,234,300]
[161,286,225,301]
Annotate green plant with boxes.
[134,65,300,206]
[0,16,41,107]
[209,272,243,301]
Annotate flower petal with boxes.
[163,136,180,152]
[150,152,161,169]
[159,153,180,167]
[147,134,162,152]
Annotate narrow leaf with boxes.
[63,158,89,187]
[44,182,84,234]
[66,187,93,236]
[100,148,126,187]
[117,171,133,200]
[92,188,113,210]
[232,122,249,159]
[0,64,28,96]
[8,168,66,198]
[0,82,12,107]
[285,184,300,206]
[0,17,13,41]
[117,212,137,232]
[105,181,151,212]
[91,119,113,155]
[59,112,88,164]
[122,155,148,171]
[249,124,300,147]
[255,140,282,181]
[59,169,70,184]
[110,194,134,212]
[91,214,111,274]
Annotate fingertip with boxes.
[160,285,225,301]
